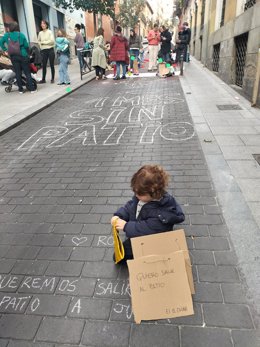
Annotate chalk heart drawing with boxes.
[72,236,88,246]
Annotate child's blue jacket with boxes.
[114,192,185,238]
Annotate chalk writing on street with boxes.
[17,94,194,151]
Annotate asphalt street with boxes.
[0,75,259,346]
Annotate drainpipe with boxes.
[23,0,37,44]
[251,48,260,107]
[203,0,212,67]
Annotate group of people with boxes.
[0,19,73,93]
[147,22,191,69]
[91,25,143,81]
[0,19,191,92]
[91,22,191,81]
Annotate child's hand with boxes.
[111,216,119,225]
[115,218,127,231]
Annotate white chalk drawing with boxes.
[160,121,195,142]
[112,95,141,107]
[58,279,78,293]
[0,275,20,290]
[96,235,114,247]
[47,125,97,147]
[16,93,195,151]
[19,276,57,292]
[113,302,133,320]
[0,275,79,314]
[84,97,110,108]
[17,126,69,151]
[30,297,40,312]
[71,299,81,314]
[72,236,88,246]
[0,295,31,312]
[95,280,130,297]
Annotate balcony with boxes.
[244,0,256,11]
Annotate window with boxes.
[57,11,64,29]
[33,3,43,34]
[235,32,248,87]
[1,0,18,25]
[212,43,220,72]
[33,0,49,35]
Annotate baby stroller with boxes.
[5,62,38,93]
[4,46,41,93]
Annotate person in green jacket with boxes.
[0,21,36,93]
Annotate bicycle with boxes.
[79,43,93,80]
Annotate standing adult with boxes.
[91,27,107,80]
[0,21,36,93]
[128,28,142,72]
[74,24,84,70]
[110,26,129,80]
[38,20,55,84]
[159,25,172,62]
[176,24,190,63]
[182,22,191,62]
[147,24,161,71]
[55,29,70,85]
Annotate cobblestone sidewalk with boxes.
[0,75,259,346]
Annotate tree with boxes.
[116,0,145,29]
[54,0,115,16]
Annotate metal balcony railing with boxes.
[244,0,256,11]
[212,43,220,72]
[235,32,248,87]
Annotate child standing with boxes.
[111,165,185,263]
[55,29,70,85]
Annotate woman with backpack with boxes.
[55,29,70,85]
[0,21,36,94]
[38,20,55,84]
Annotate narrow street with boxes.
[0,70,259,346]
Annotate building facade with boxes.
[177,0,260,106]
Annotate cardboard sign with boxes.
[127,251,194,323]
[133,59,138,72]
[131,229,195,294]
[158,63,170,76]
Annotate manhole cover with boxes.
[253,154,260,165]
[216,104,242,110]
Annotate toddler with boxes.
[111,165,185,263]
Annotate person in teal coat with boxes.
[0,21,35,93]
[55,29,70,85]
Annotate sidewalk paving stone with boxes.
[232,330,260,347]
[0,314,41,339]
[7,342,54,347]
[203,303,254,328]
[81,320,131,346]
[181,326,233,347]
[36,317,84,344]
[130,324,179,347]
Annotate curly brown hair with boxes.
[97,27,104,36]
[131,165,169,200]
